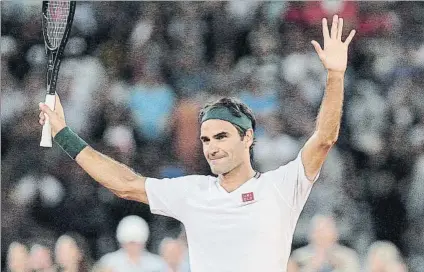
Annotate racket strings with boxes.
[45,1,70,48]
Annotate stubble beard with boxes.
[209,159,232,175]
[210,158,244,176]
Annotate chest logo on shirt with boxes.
[242,192,255,202]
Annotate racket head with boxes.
[42,1,76,51]
[42,1,76,95]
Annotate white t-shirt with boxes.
[145,150,318,272]
[99,249,169,272]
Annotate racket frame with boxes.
[40,1,76,147]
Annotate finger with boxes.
[331,15,338,39]
[322,18,330,42]
[39,111,45,120]
[39,114,46,124]
[54,93,62,112]
[54,93,65,118]
[337,17,343,40]
[39,102,54,117]
[344,29,356,45]
[311,40,324,59]
[55,93,61,108]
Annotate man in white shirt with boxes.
[98,215,169,272]
[39,15,355,272]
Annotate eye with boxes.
[216,134,226,140]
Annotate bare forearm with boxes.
[75,146,147,201]
[315,71,344,144]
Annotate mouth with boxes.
[209,157,225,164]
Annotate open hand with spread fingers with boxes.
[311,15,356,73]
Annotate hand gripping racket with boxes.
[40,1,76,147]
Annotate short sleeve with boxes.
[268,149,319,212]
[145,175,205,221]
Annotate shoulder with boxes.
[260,149,305,179]
[184,175,216,192]
[290,245,314,262]
[260,155,297,179]
[333,244,360,259]
[98,249,124,265]
[144,251,165,261]
[143,251,169,268]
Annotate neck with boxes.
[219,162,256,192]
[313,242,336,253]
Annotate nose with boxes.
[206,142,219,157]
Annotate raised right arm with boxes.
[75,146,148,204]
[38,94,149,204]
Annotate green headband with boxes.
[201,106,253,130]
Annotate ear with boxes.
[244,129,254,148]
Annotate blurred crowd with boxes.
[5,214,190,272]
[2,1,424,271]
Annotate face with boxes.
[55,237,82,267]
[160,240,184,268]
[29,246,53,270]
[122,242,144,256]
[368,248,405,272]
[200,119,253,175]
[310,217,338,248]
[7,243,29,272]
[368,251,386,271]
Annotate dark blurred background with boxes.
[2,1,424,271]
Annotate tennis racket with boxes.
[40,1,76,147]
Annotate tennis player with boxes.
[39,15,355,272]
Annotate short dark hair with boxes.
[199,97,257,163]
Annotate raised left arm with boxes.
[302,15,356,182]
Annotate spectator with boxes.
[97,215,169,271]
[170,98,204,173]
[6,242,29,272]
[365,241,407,272]
[128,43,176,143]
[28,243,57,272]
[290,214,360,272]
[159,237,189,272]
[55,233,94,272]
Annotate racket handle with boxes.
[40,94,56,147]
